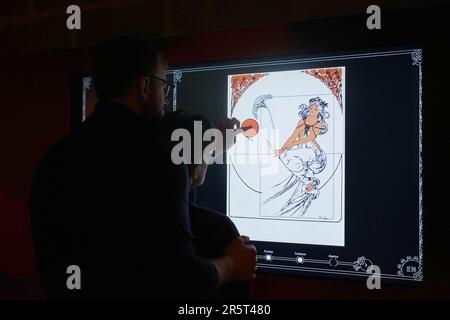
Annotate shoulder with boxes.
[314,122,325,128]
[137,129,179,170]
[189,202,237,229]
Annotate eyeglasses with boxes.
[146,74,171,98]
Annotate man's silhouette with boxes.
[30,37,256,299]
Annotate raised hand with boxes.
[224,235,257,281]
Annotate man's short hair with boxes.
[93,37,162,99]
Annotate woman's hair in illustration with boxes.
[298,97,330,135]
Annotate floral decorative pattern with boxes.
[230,73,267,115]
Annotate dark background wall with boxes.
[0,0,449,299]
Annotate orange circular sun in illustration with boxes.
[241,118,259,138]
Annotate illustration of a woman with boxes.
[264,97,329,216]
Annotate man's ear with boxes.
[138,76,151,101]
